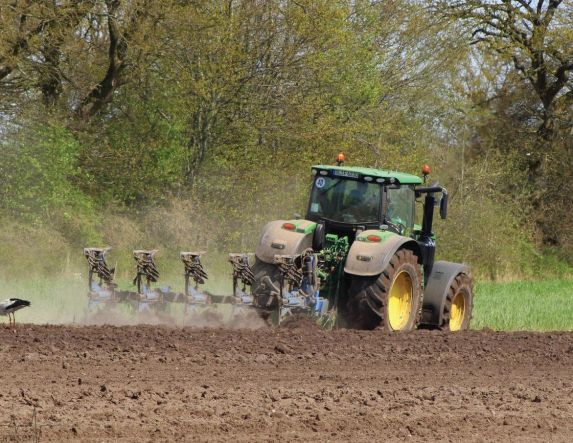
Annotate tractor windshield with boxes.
[307,176,381,223]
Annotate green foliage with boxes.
[433,148,533,279]
[79,88,189,205]
[0,0,571,286]
[0,122,101,245]
[0,220,77,281]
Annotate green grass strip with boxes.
[473,279,573,331]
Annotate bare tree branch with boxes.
[436,0,572,127]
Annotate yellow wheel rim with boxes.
[449,291,466,331]
[388,271,413,330]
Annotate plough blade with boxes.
[181,251,211,304]
[229,253,254,305]
[84,247,117,309]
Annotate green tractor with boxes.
[250,156,473,331]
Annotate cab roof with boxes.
[312,165,423,185]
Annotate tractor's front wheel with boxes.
[342,249,422,331]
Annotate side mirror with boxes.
[439,190,448,219]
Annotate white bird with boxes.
[0,298,31,327]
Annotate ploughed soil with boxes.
[1,323,573,442]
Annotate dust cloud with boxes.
[1,272,267,330]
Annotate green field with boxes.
[473,279,573,331]
[1,276,573,331]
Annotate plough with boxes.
[83,247,265,324]
[82,245,341,326]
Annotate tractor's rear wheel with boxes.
[342,249,422,331]
[440,274,473,331]
[251,258,281,310]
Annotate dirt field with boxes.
[1,323,572,442]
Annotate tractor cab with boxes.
[306,165,422,245]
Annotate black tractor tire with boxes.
[438,273,473,331]
[342,249,423,331]
[251,257,281,310]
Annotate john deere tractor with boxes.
[250,157,473,331]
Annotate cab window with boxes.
[386,185,414,230]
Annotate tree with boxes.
[433,0,573,137]
[431,0,573,247]
[0,0,154,119]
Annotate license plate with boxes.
[333,170,359,178]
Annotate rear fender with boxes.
[255,220,316,264]
[421,261,470,326]
[343,230,420,277]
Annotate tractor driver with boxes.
[343,181,378,222]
